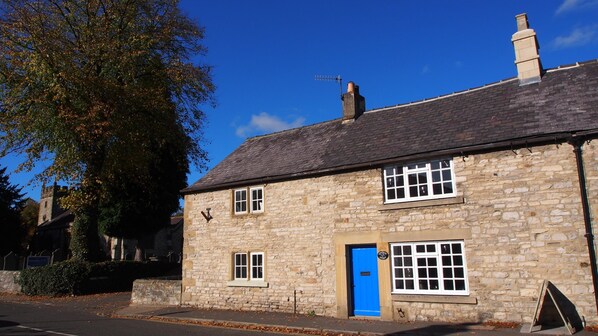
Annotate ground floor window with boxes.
[233,252,264,281]
[390,241,468,295]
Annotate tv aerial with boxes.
[315,74,343,100]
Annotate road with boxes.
[0,294,286,336]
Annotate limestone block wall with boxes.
[131,279,181,306]
[0,271,21,293]
[183,141,598,324]
[585,140,598,252]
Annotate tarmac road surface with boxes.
[0,293,285,336]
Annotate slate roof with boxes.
[184,60,598,194]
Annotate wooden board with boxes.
[528,280,575,335]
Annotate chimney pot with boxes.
[347,82,355,93]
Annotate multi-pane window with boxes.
[251,253,264,280]
[233,252,264,281]
[234,253,248,279]
[250,187,264,213]
[390,241,468,295]
[234,189,247,214]
[234,187,264,214]
[384,159,455,203]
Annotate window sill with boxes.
[392,293,476,304]
[233,212,264,217]
[379,195,464,211]
[227,280,269,288]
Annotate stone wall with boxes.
[182,141,598,324]
[131,279,181,306]
[0,271,21,293]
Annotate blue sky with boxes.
[2,0,598,201]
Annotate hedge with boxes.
[19,260,180,296]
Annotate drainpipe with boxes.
[570,137,598,315]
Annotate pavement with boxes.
[2,292,596,335]
[111,300,597,336]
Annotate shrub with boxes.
[19,260,91,296]
[19,260,179,296]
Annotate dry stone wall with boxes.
[0,271,20,293]
[131,279,181,306]
[183,141,598,324]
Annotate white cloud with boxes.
[235,112,305,138]
[556,0,598,14]
[552,25,597,48]
[557,0,582,14]
[421,65,431,74]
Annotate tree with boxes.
[0,166,24,256]
[99,128,188,261]
[0,0,215,260]
[20,198,40,252]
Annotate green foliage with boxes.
[19,260,91,296]
[0,0,215,260]
[19,199,40,252]
[70,211,104,261]
[19,260,179,296]
[0,166,25,255]
[99,134,188,242]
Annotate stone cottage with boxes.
[181,14,598,325]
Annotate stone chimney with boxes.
[342,82,365,122]
[511,13,542,85]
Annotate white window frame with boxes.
[233,252,248,280]
[390,240,469,296]
[383,159,456,204]
[232,251,265,281]
[233,186,264,215]
[250,187,264,213]
[250,252,264,280]
[234,189,247,214]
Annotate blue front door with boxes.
[349,246,380,317]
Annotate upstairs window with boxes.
[234,189,247,214]
[250,187,264,213]
[233,186,264,215]
[384,159,455,203]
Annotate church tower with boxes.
[37,183,69,224]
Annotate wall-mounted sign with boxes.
[377,251,389,260]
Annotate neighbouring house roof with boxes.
[184,60,598,194]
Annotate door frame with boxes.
[334,231,393,320]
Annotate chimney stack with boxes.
[511,13,542,85]
[342,82,365,122]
